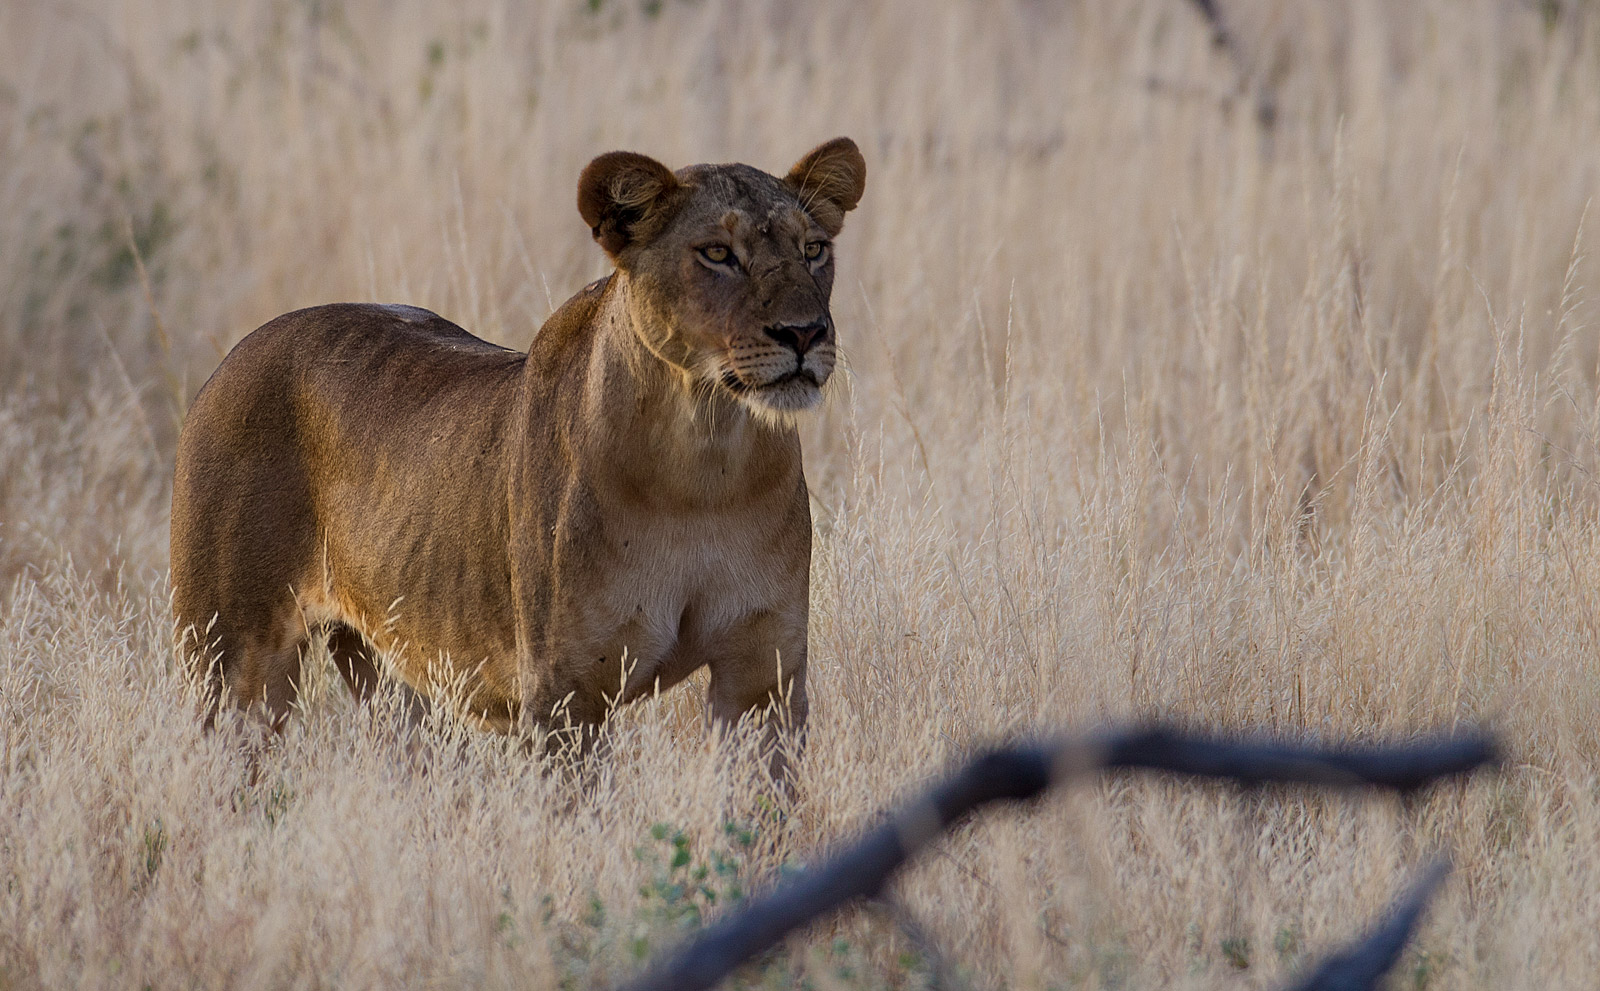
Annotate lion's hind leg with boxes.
[174,596,313,735]
[322,622,432,729]
[174,608,228,731]
[324,622,381,702]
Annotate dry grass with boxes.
[5,0,1600,986]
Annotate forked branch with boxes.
[620,726,1497,991]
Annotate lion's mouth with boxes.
[720,367,819,393]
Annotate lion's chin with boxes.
[734,376,825,424]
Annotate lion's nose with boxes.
[764,320,829,356]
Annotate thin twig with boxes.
[1176,0,1279,132]
[1286,857,1452,991]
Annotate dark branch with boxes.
[1099,727,1498,791]
[619,727,1497,991]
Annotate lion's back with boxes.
[170,303,526,640]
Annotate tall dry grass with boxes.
[5,0,1600,986]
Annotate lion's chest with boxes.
[567,507,801,699]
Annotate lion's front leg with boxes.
[509,511,609,758]
[705,609,809,790]
[516,651,613,761]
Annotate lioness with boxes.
[171,139,866,776]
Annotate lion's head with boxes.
[577,138,866,420]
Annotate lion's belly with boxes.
[306,498,522,718]
[309,568,522,722]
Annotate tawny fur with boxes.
[170,139,867,773]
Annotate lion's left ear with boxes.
[785,137,867,238]
[578,151,683,259]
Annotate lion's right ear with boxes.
[786,137,867,238]
[577,151,681,258]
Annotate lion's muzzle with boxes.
[763,319,830,357]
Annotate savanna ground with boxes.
[4,1,1600,987]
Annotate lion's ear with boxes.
[577,151,682,258]
[785,137,866,237]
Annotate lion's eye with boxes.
[804,241,829,262]
[700,245,734,266]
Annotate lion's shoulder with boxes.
[525,275,613,373]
